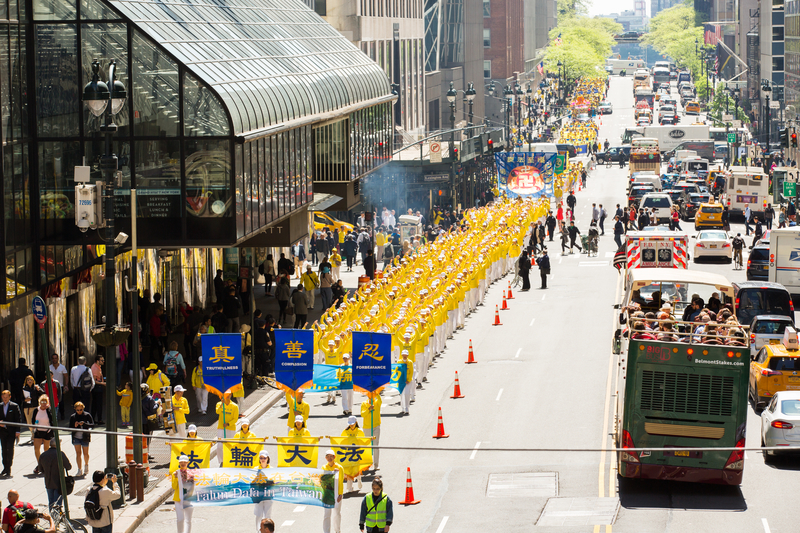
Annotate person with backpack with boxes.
[10,508,53,533]
[163,342,187,385]
[145,364,170,400]
[69,356,94,413]
[2,490,33,532]
[38,437,72,507]
[84,470,119,533]
[68,401,94,477]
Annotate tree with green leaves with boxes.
[640,3,705,82]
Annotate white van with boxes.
[640,192,674,224]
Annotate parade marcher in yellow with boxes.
[215,394,239,466]
[234,417,262,441]
[172,455,195,533]
[341,415,365,492]
[322,449,344,533]
[253,450,272,530]
[361,391,382,470]
[399,351,413,415]
[338,353,353,416]
[171,385,190,438]
[287,389,310,427]
[289,414,311,437]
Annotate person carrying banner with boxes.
[321,450,343,533]
[286,390,309,428]
[215,395,239,466]
[399,351,413,416]
[341,415,365,493]
[359,477,393,533]
[289,415,310,437]
[253,450,272,530]
[360,392,381,471]
[337,354,353,417]
[172,455,195,533]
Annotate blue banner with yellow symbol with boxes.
[494,151,556,199]
[305,363,405,394]
[201,333,243,398]
[274,329,314,391]
[352,332,392,393]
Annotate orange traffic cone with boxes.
[492,305,502,326]
[398,467,421,505]
[450,371,465,398]
[501,292,509,310]
[507,281,514,299]
[432,407,449,438]
[466,339,477,364]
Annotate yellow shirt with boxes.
[117,389,132,407]
[360,395,382,429]
[287,399,310,427]
[341,427,365,438]
[192,366,204,388]
[216,400,239,431]
[322,461,344,496]
[376,232,386,247]
[288,427,311,437]
[234,430,259,441]
[146,371,170,394]
[402,359,414,383]
[172,394,190,425]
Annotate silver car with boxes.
[761,390,800,461]
[750,315,795,358]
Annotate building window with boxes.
[484,60,491,78]
[773,56,785,71]
[774,26,785,41]
[483,28,491,48]
[483,0,490,16]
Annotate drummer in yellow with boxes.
[340,415,365,493]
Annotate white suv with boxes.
[640,192,674,225]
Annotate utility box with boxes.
[74,182,105,231]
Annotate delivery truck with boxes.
[769,228,800,297]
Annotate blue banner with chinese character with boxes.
[494,151,557,199]
[351,332,392,393]
[176,467,337,508]
[274,329,314,391]
[201,333,243,398]
[305,363,405,394]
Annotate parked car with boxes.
[692,229,731,262]
[733,281,795,327]
[746,244,770,281]
[760,390,800,460]
[749,315,796,358]
[596,146,630,164]
[599,102,613,114]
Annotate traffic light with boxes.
[780,127,790,149]
[452,147,459,161]
[793,129,798,148]
[487,139,493,152]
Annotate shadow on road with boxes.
[618,477,747,511]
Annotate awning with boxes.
[308,193,343,212]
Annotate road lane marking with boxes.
[530,317,536,326]
[281,521,295,527]
[293,506,305,512]
[542,293,546,300]
[762,518,771,533]
[435,516,450,533]
[515,347,522,357]
[469,442,481,460]
[496,389,504,401]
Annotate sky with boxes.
[587,0,647,18]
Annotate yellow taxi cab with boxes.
[313,212,354,233]
[694,202,724,228]
[750,328,800,410]
[685,101,701,115]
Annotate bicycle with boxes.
[733,249,743,270]
[40,502,88,533]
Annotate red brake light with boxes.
[772,420,794,429]
[750,333,756,343]
[761,368,782,376]
[724,438,745,470]
[747,261,751,269]
[621,430,640,463]
[735,297,740,308]
[791,300,795,312]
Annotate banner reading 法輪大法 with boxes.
[494,151,556,199]
[175,467,338,508]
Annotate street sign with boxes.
[785,181,797,197]
[727,133,737,143]
[722,114,734,121]
[770,100,780,109]
[32,296,47,327]
[732,120,742,128]
[430,142,442,163]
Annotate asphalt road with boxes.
[134,77,799,533]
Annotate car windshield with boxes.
[699,231,727,240]
[632,281,728,315]
[749,248,769,261]
[701,206,722,213]
[643,197,671,208]
[632,188,653,197]
[768,357,800,371]
[754,320,793,334]
[781,399,800,415]
[739,289,793,316]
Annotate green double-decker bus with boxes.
[615,269,749,485]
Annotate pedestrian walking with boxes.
[559,222,569,255]
[599,204,607,235]
[171,386,190,438]
[320,267,334,310]
[566,192,576,213]
[69,401,93,477]
[38,437,71,507]
[21,376,41,436]
[538,249,551,289]
[253,451,272,529]
[613,216,624,249]
[546,211,556,241]
[191,358,208,414]
[341,415,365,493]
[591,203,599,224]
[48,355,68,421]
[275,277,291,324]
[9,358,33,407]
[163,342,187,386]
[361,393,381,470]
[744,203,752,235]
[753,217,763,247]
[567,222,581,253]
[85,471,120,533]
[0,391,21,478]
[301,266,319,310]
[69,356,94,414]
[359,478,393,533]
[31,396,54,476]
[518,250,531,291]
[141,384,158,446]
[171,456,195,533]
[291,285,309,329]
[321,450,343,533]
[116,382,132,427]
[765,203,775,229]
[88,356,105,425]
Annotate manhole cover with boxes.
[486,472,557,498]
[536,497,619,527]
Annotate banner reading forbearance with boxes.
[180,467,338,508]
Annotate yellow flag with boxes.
[276,436,321,468]
[328,436,373,475]
[222,438,264,468]
[169,441,211,473]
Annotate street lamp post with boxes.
[514,81,522,136]
[465,82,476,137]
[465,82,476,207]
[447,82,457,209]
[82,58,128,476]
[557,61,563,102]
[503,84,513,149]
